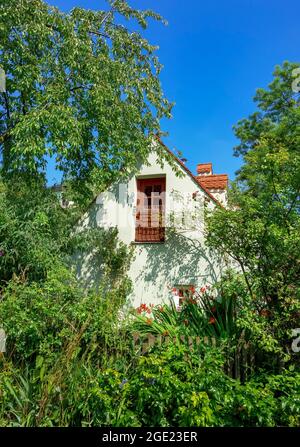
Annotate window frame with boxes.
[135,176,166,243]
[173,285,195,308]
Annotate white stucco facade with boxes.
[77,146,227,308]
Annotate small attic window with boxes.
[135,177,166,243]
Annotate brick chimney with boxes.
[197,163,213,176]
[196,163,228,205]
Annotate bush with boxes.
[1,332,300,426]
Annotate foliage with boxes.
[133,281,241,340]
[0,0,173,200]
[0,174,132,285]
[206,62,300,364]
[1,341,300,427]
[0,267,131,364]
[0,172,134,426]
[0,176,71,285]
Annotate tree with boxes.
[0,0,172,196]
[206,62,300,362]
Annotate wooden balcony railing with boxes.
[135,226,165,243]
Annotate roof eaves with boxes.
[80,136,224,220]
[155,136,223,208]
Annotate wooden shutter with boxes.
[135,178,166,242]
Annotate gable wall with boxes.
[77,150,225,308]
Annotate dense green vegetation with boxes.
[0,0,299,428]
[0,0,174,203]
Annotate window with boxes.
[135,177,166,243]
[173,285,195,307]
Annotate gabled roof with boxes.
[197,174,228,190]
[155,136,223,207]
[80,136,224,218]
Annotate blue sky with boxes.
[47,0,300,183]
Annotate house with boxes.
[76,138,229,308]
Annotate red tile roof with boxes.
[197,174,228,190]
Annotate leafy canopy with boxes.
[207,62,300,359]
[0,0,172,193]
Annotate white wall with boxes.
[77,150,225,308]
[207,189,227,206]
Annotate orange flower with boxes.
[136,303,151,314]
[146,318,153,325]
